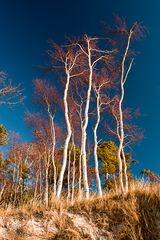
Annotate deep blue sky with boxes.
[0,0,159,175]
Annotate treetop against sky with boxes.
[0,0,159,176]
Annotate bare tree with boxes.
[92,73,111,197]
[33,79,59,196]
[0,72,24,105]
[71,90,84,199]
[48,42,83,199]
[110,20,144,193]
[76,36,113,198]
[71,132,76,203]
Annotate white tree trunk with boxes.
[117,143,125,192]
[39,160,42,197]
[0,182,6,202]
[71,134,76,203]
[78,106,83,199]
[93,92,102,197]
[118,30,133,193]
[50,115,57,195]
[122,148,129,192]
[81,43,93,199]
[34,172,39,200]
[118,84,125,193]
[67,149,71,202]
[77,36,110,199]
[46,102,57,196]
[81,131,89,199]
[44,162,49,207]
[81,82,91,199]
[56,73,72,199]
[113,173,118,192]
[78,145,83,199]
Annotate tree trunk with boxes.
[67,149,71,202]
[118,30,133,193]
[78,146,82,199]
[122,148,129,192]
[117,140,125,193]
[56,72,72,199]
[78,108,83,199]
[113,173,118,192]
[93,92,102,197]
[71,134,76,203]
[34,172,39,199]
[81,129,89,199]
[81,45,93,199]
[39,165,42,198]
[50,115,57,195]
[44,158,49,207]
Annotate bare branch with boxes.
[123,58,134,84]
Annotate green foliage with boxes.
[97,141,134,189]
[97,141,133,175]
[21,163,30,180]
[97,141,119,175]
[0,152,8,172]
[0,124,8,146]
[0,125,8,177]
[140,169,151,175]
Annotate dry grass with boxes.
[0,180,159,240]
[67,181,160,240]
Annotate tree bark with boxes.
[56,72,72,199]
[93,91,102,197]
[122,148,129,192]
[50,114,57,195]
[67,149,71,202]
[80,39,93,199]
[71,133,76,203]
[44,168,49,207]
[118,29,133,193]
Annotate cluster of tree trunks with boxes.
[0,18,145,205]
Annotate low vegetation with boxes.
[0,16,159,239]
[0,181,159,240]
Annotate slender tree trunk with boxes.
[78,107,83,199]
[93,92,102,197]
[50,115,57,195]
[113,173,118,192]
[118,60,126,193]
[34,172,39,199]
[44,156,49,207]
[118,30,133,193]
[46,102,57,196]
[44,167,49,207]
[71,134,76,203]
[106,172,109,181]
[117,139,125,192]
[0,182,6,202]
[39,167,42,199]
[56,72,72,199]
[122,148,128,192]
[78,146,82,199]
[19,159,23,201]
[106,171,109,190]
[12,162,16,201]
[13,158,19,204]
[81,129,89,199]
[67,149,71,202]
[81,43,93,199]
